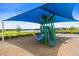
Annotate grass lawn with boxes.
[0,30,37,40]
[0,29,79,40]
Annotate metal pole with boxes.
[2,21,4,43]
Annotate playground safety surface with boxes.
[0,34,79,56]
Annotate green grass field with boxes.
[0,30,37,40]
[0,29,79,40]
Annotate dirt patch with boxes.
[0,34,79,56]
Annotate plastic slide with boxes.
[37,34,44,43]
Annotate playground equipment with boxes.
[37,14,57,46]
[5,3,79,47]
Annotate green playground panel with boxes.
[37,14,57,47]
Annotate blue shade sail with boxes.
[5,3,79,24]
[54,15,77,23]
[72,4,79,21]
[0,3,44,21]
[41,3,75,19]
[42,3,79,20]
[5,8,52,24]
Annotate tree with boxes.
[16,25,21,36]
[68,26,77,30]
[61,27,67,30]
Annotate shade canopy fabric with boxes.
[42,3,74,19]
[0,3,45,21]
[5,3,79,24]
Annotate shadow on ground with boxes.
[6,35,71,56]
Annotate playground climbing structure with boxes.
[37,14,57,47]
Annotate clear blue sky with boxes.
[0,3,79,29]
